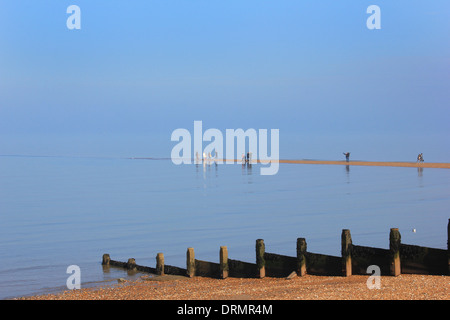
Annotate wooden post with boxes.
[389,228,401,276]
[341,229,352,277]
[127,258,137,271]
[296,238,307,276]
[156,253,165,276]
[447,219,449,275]
[186,247,195,278]
[102,254,110,265]
[256,239,265,278]
[220,246,229,279]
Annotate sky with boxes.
[0,1,449,160]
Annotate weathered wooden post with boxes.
[389,228,401,276]
[127,258,137,271]
[341,229,352,277]
[186,247,195,278]
[447,219,449,275]
[296,238,307,276]
[256,239,265,278]
[220,246,229,279]
[102,254,110,265]
[156,253,165,276]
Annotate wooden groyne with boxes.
[102,219,450,279]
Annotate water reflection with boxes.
[417,167,424,188]
[242,162,253,175]
[417,167,423,177]
[102,265,110,274]
[345,165,350,184]
[195,158,219,179]
[102,265,138,278]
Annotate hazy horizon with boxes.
[1,1,449,161]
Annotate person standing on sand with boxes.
[343,152,350,162]
[417,153,424,163]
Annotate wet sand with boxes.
[20,274,449,300]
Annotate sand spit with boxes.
[278,159,450,169]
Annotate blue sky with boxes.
[0,1,449,160]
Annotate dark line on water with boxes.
[0,154,171,161]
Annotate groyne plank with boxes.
[263,252,297,278]
[228,259,258,278]
[400,244,447,275]
[352,245,390,275]
[305,252,341,276]
[194,259,220,278]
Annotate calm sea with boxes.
[0,155,449,299]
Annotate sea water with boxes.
[0,155,449,299]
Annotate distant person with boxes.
[417,153,424,163]
[343,152,350,162]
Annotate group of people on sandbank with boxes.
[194,150,426,164]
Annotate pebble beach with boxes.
[19,274,449,300]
